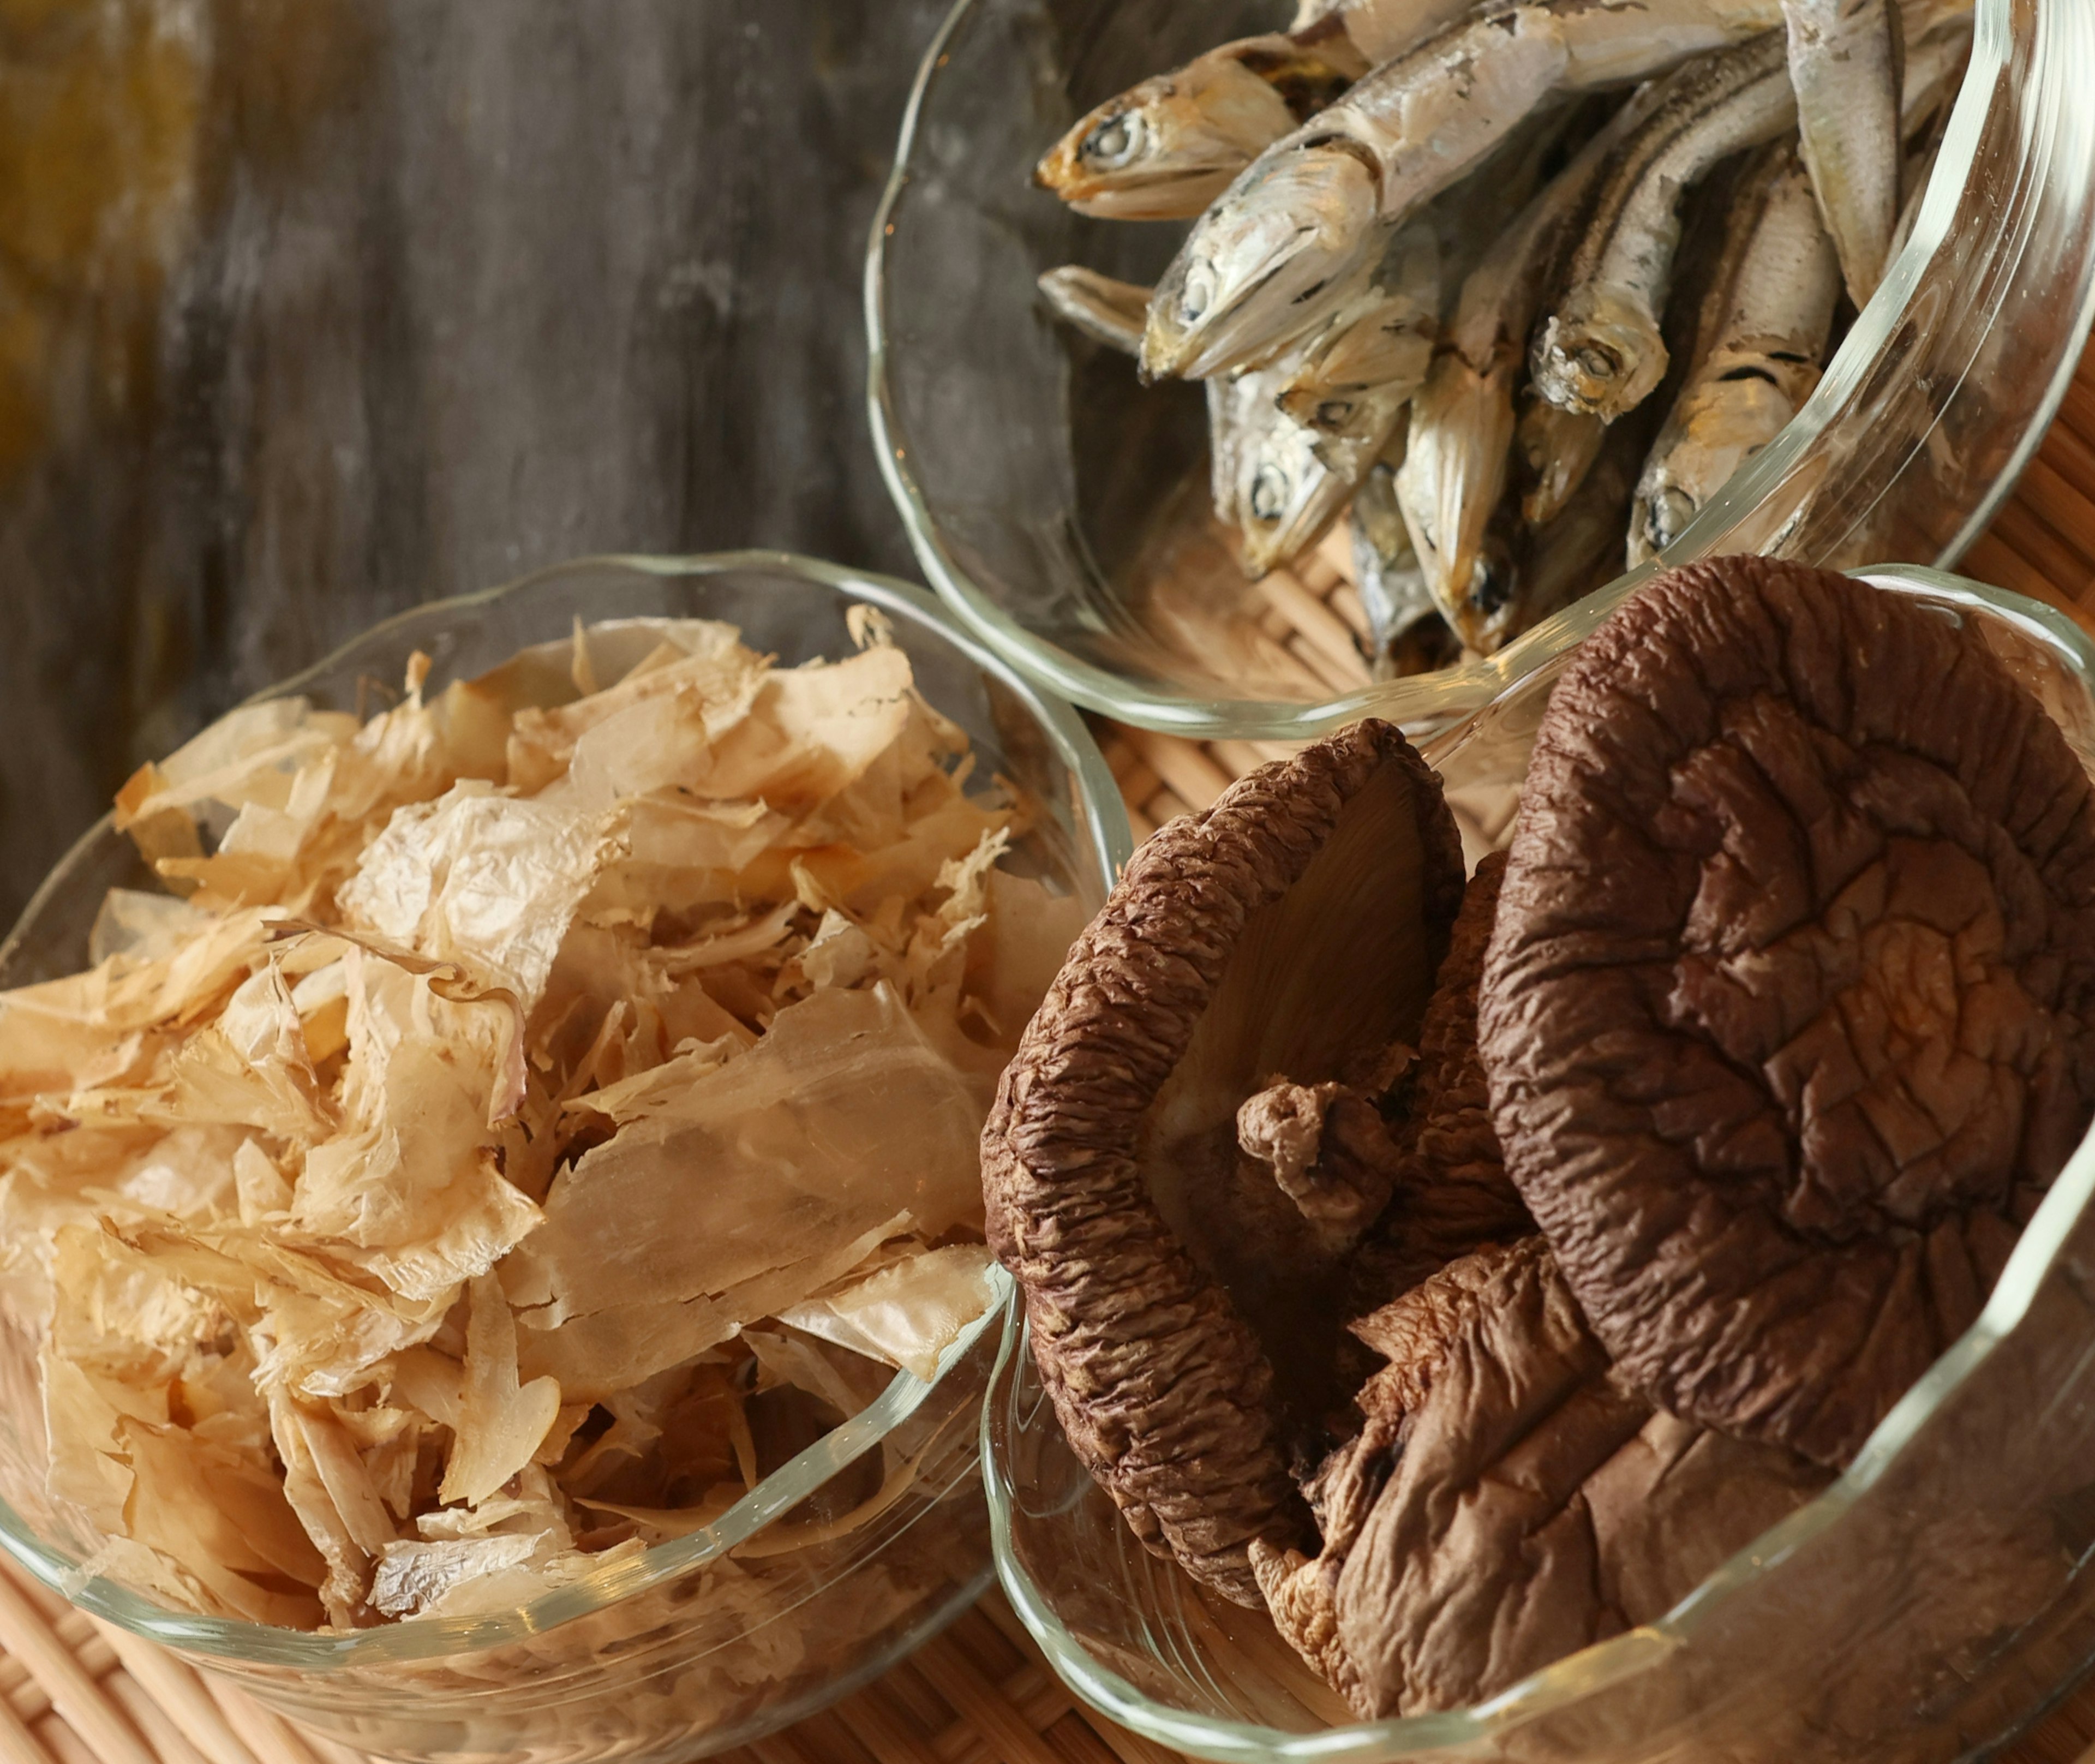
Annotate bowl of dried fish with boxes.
[867,0,2095,738]
[982,557,2095,1764]
[0,552,1129,1763]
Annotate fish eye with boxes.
[1248,464,1290,523]
[1181,260,1217,323]
[1576,345,1619,381]
[1469,555,1513,618]
[1314,399,1351,430]
[1649,488,1696,549]
[1083,113,1144,169]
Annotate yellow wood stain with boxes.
[0,1,202,479]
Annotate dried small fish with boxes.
[1235,392,1391,578]
[1036,3,1564,222]
[1899,13,1972,133]
[1226,234,1436,576]
[1627,144,1841,563]
[1394,83,1661,617]
[1515,400,1608,524]
[1349,459,1460,676]
[1274,223,1440,436]
[1877,11,1972,261]
[1035,35,1368,220]
[1208,363,1287,525]
[1141,0,1785,381]
[1037,266,1150,354]
[1783,0,1900,307]
[1292,0,1497,63]
[1530,30,1797,422]
[1455,401,1651,651]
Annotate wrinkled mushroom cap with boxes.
[982,720,1465,1602]
[1483,558,2095,1465]
[1259,1239,1830,1718]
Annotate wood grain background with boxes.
[0,0,950,922]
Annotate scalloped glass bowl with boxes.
[868,0,2095,739]
[0,554,1132,1764]
[985,567,2095,1764]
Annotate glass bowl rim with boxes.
[0,547,1126,1670]
[979,563,2095,1761]
[865,0,2092,742]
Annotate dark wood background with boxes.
[0,0,951,922]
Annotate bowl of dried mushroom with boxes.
[981,554,2095,1763]
[868,0,2095,738]
[0,552,1129,1763]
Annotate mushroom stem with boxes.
[1237,1063,1414,1253]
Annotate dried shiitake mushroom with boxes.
[1484,557,2095,1467]
[981,721,1468,1602]
[1254,1238,1830,1718]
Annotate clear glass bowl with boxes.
[984,565,2095,1764]
[0,553,1133,1764]
[867,0,2095,740]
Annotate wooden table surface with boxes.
[0,0,949,925]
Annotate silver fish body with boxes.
[1784,0,1901,307]
[1037,266,1151,354]
[1627,144,1841,564]
[1529,29,1797,422]
[1236,386,1410,576]
[1035,35,1366,220]
[1233,409,1349,576]
[1142,0,1784,382]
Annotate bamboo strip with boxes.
[1985,502,2094,607]
[1256,572,1367,681]
[0,1695,46,1764]
[908,1638,1073,1764]
[86,1629,255,1764]
[0,1575,153,1764]
[196,1681,325,1764]
[832,1688,944,1764]
[1120,730,1232,814]
[33,1720,95,1764]
[2008,457,2095,571]
[99,1679,207,1764]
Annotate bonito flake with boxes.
[0,617,1083,1629]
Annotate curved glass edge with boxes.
[865,0,2091,743]
[0,1263,1014,1670]
[979,565,2095,1762]
[1669,0,2095,575]
[0,545,1122,1669]
[260,549,1135,890]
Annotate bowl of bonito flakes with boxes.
[0,553,1128,1764]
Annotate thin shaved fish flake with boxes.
[0,617,1073,1630]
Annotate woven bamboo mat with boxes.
[4,377,2095,1764]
